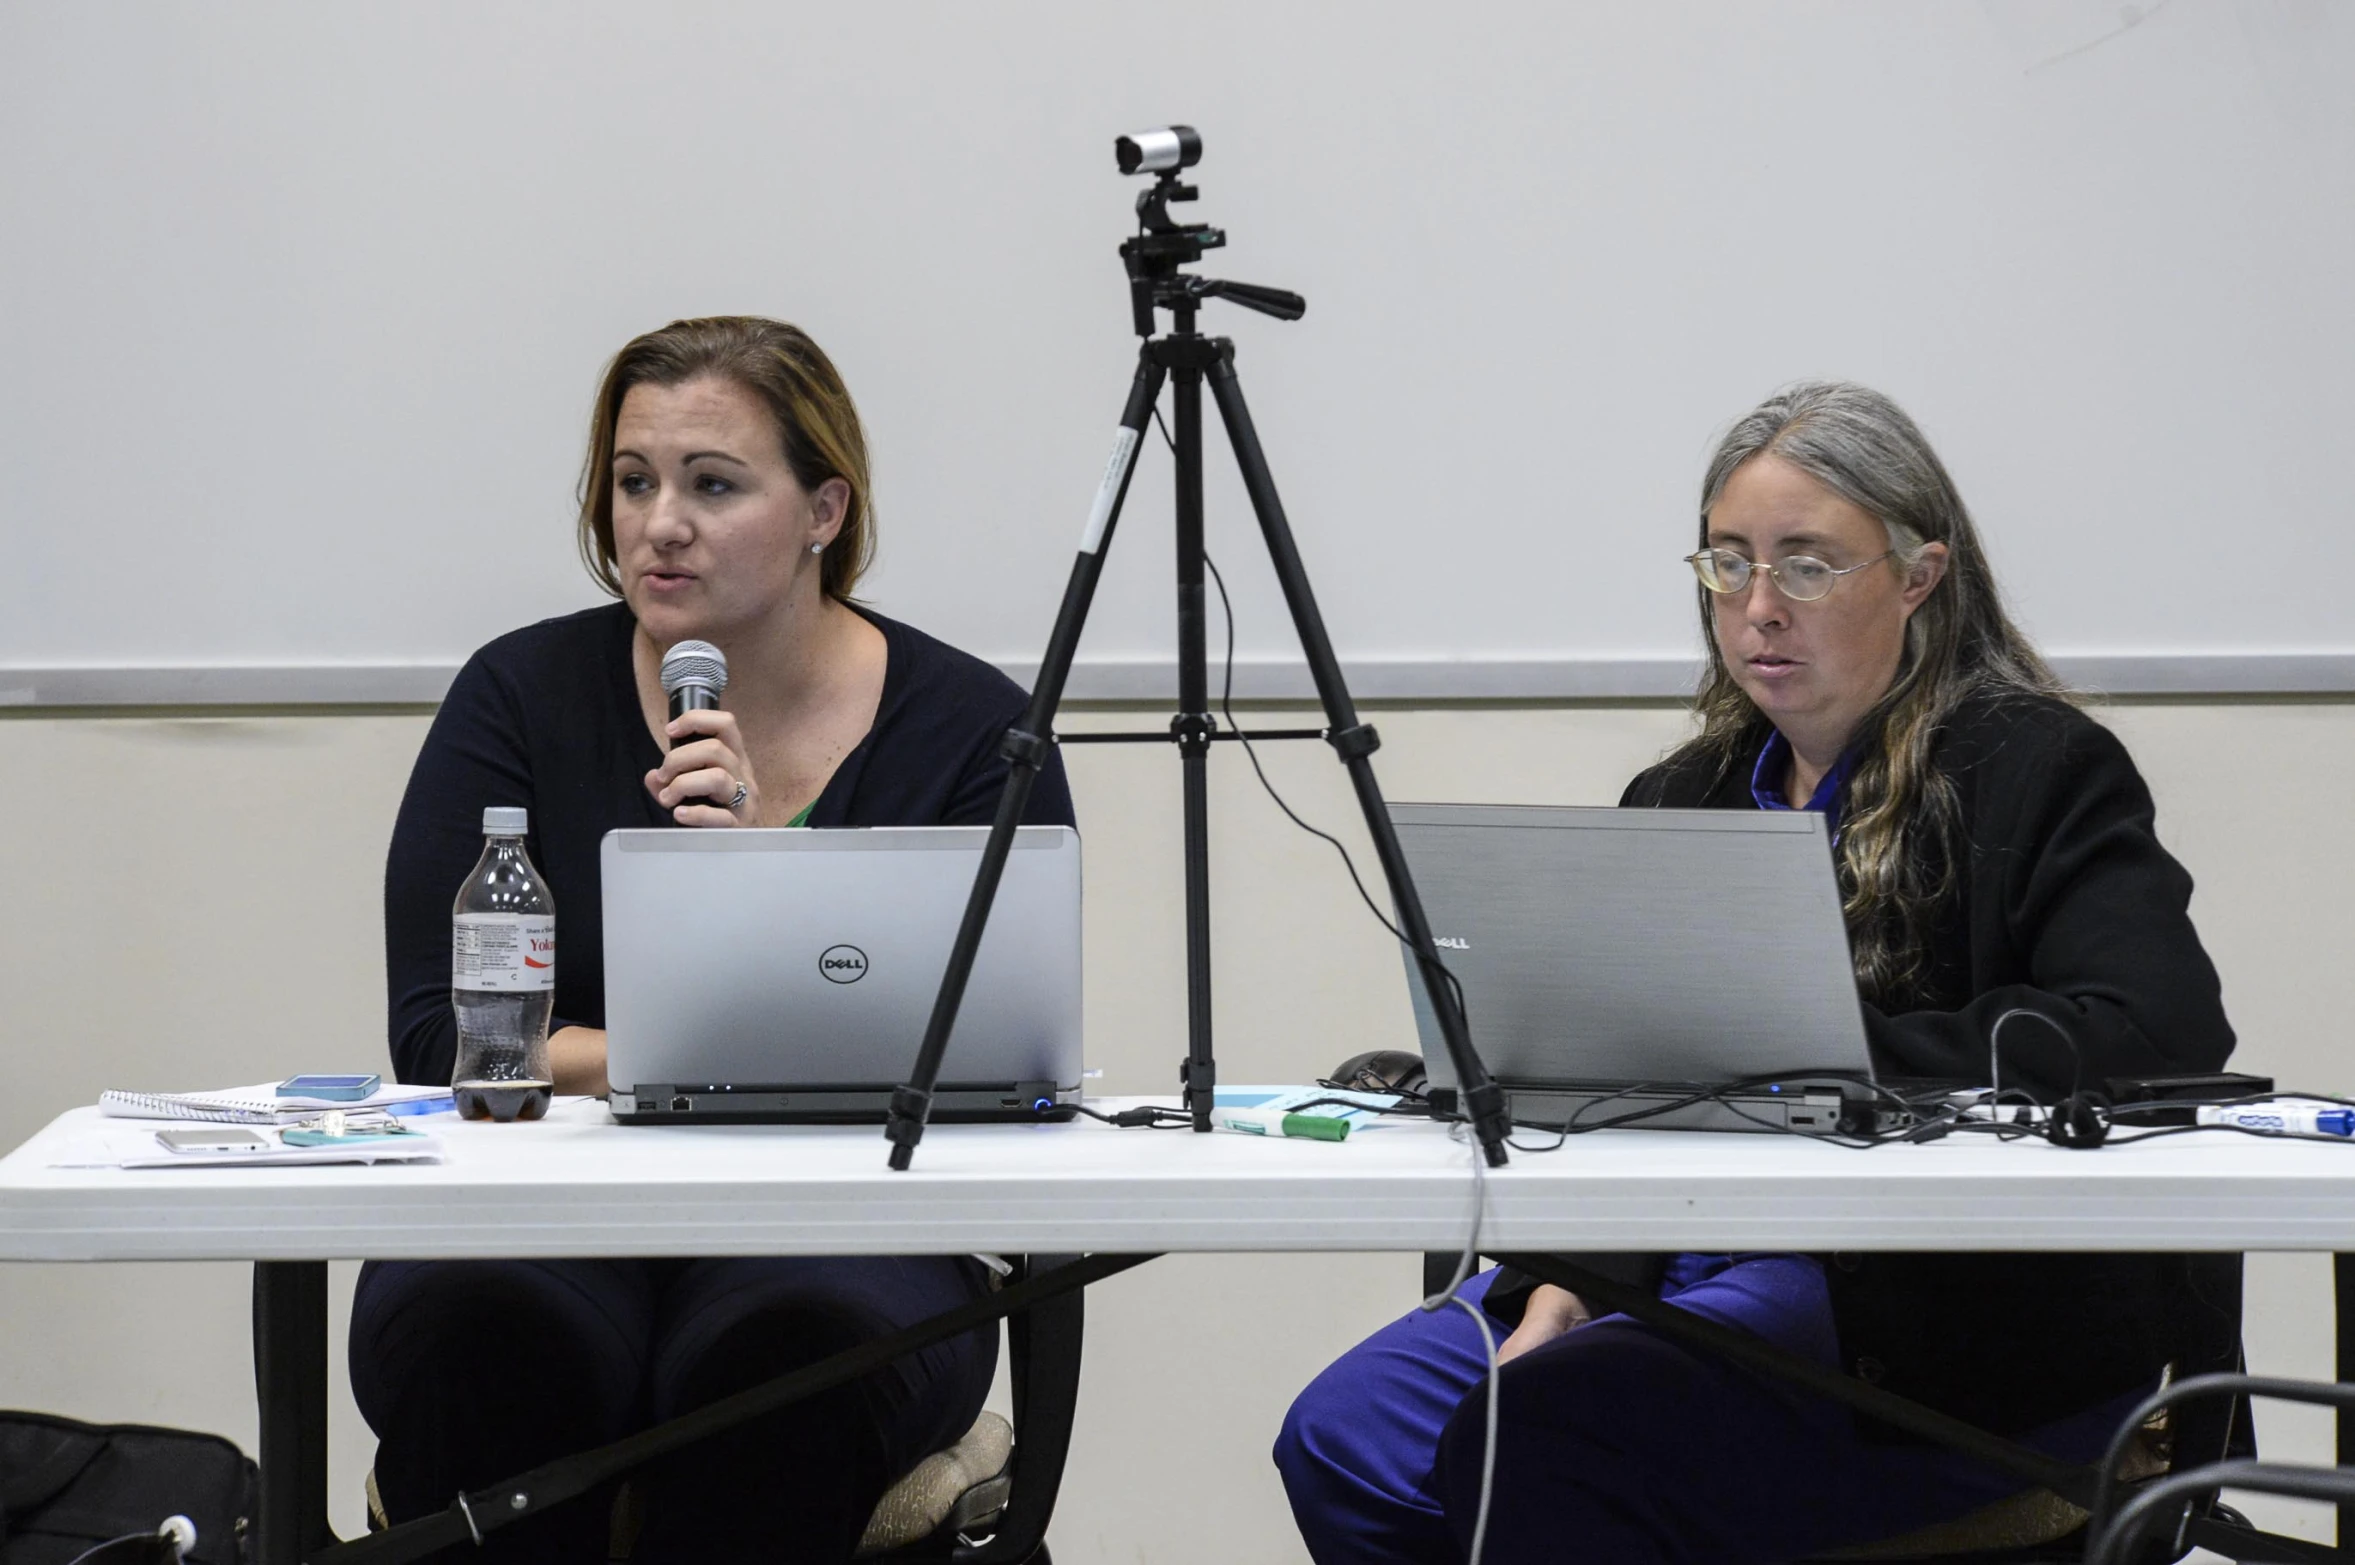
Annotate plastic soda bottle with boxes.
[450,806,555,1121]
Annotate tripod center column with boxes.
[1162,317,1219,1128]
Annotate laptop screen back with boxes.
[1388,804,1871,1090]
[601,825,1082,1094]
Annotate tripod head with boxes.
[1114,127,1306,338]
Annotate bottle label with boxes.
[453,914,556,991]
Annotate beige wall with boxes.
[2,699,2348,1556]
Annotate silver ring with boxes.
[726,780,749,811]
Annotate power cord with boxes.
[1201,548,1476,1032]
[1151,406,1447,987]
[1071,1103,1195,1129]
[1157,400,1494,1563]
[1420,1116,1497,1565]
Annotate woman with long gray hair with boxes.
[1276,382,2234,1564]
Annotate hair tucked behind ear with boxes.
[1669,382,2063,1005]
[577,316,875,602]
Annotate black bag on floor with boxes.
[0,1413,253,1565]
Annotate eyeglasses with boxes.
[1684,547,1894,603]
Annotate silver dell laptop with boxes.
[601,826,1083,1124]
[1389,803,1883,1134]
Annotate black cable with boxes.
[1161,400,1415,951]
[1071,1103,1195,1129]
[1201,546,1474,1032]
[1149,396,1480,1136]
[1202,552,1404,944]
[1318,1063,1433,1104]
[1283,1094,1439,1119]
[1507,1071,1923,1145]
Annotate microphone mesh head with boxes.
[659,639,728,697]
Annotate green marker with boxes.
[1213,1105,1351,1142]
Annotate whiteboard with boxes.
[3,1,2351,702]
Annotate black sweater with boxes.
[384,602,1074,1087]
[1499,691,2235,1435]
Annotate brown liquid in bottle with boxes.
[454,1081,553,1122]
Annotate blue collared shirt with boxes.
[1750,728,1856,835]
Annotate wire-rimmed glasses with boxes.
[1684,547,1894,602]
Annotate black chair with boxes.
[2082,1374,2355,1565]
[869,1253,1088,1563]
[1821,1253,2254,1564]
[365,1254,1092,1565]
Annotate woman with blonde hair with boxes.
[1276,381,2234,1564]
[354,317,1073,1562]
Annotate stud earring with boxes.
[809,542,825,555]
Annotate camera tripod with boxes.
[883,132,1513,1171]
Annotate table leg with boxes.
[2340,1253,2354,1549]
[253,1261,337,1565]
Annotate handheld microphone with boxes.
[658,640,728,749]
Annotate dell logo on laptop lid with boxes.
[819,944,869,983]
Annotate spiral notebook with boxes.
[98,1081,453,1125]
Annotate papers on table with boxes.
[45,1120,445,1170]
[98,1081,454,1125]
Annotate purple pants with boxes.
[1275,1260,2148,1565]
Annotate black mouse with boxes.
[1326,1049,1428,1099]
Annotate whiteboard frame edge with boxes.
[7,655,2355,708]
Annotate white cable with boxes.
[1196,517,1499,1555]
[1447,1294,1500,1565]
[1421,1120,1495,1565]
[1422,1120,1488,1307]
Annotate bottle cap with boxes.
[482,806,528,836]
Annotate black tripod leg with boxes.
[1171,346,1217,1130]
[1202,354,1512,1168]
[885,357,1168,1170]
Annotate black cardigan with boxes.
[1493,690,2235,1436]
[383,602,1074,1087]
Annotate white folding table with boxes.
[7,1098,2355,1561]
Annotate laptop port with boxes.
[670,1095,692,1113]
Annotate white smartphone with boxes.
[155,1126,275,1154]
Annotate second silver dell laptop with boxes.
[601,825,1083,1124]
[1389,802,1880,1133]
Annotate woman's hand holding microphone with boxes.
[649,638,756,827]
[646,708,759,827]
